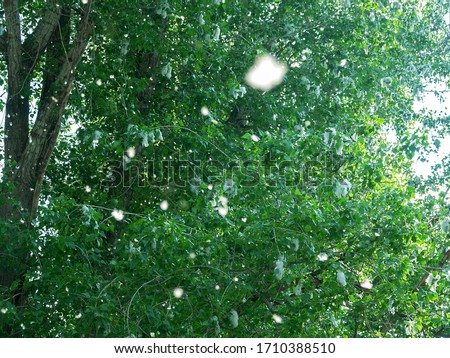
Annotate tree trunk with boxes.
[0,0,94,299]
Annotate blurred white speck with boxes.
[215,285,220,290]
[360,279,373,290]
[96,79,102,86]
[245,54,287,91]
[223,178,236,196]
[273,314,283,323]
[1,308,7,314]
[173,287,184,298]
[251,134,260,142]
[441,219,450,234]
[241,217,247,222]
[161,63,172,79]
[380,77,392,88]
[127,147,136,158]
[85,185,91,193]
[112,209,124,221]
[339,59,347,67]
[305,121,311,127]
[199,13,205,25]
[233,277,239,282]
[218,207,228,216]
[81,0,89,4]
[201,106,209,116]
[207,184,213,190]
[230,310,239,328]
[337,271,347,286]
[160,200,169,211]
[214,26,221,40]
[189,252,196,259]
[317,252,328,261]
[274,256,285,280]
[334,179,352,198]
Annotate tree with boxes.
[1,0,450,337]
[0,0,93,295]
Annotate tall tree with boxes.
[0,0,93,297]
[2,0,450,338]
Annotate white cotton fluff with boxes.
[334,180,352,198]
[274,256,285,280]
[223,179,237,197]
[440,218,450,234]
[211,316,221,334]
[291,238,299,251]
[337,271,347,286]
[111,209,124,221]
[380,77,393,88]
[214,27,221,41]
[173,287,183,298]
[160,200,169,211]
[324,131,330,145]
[360,279,373,290]
[294,283,302,296]
[229,310,239,328]
[161,64,172,79]
[315,86,321,98]
[317,252,328,262]
[245,55,287,91]
[141,132,149,147]
[273,314,283,323]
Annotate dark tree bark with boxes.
[0,0,94,299]
[3,0,29,166]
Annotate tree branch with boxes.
[3,0,21,62]
[30,2,95,218]
[3,0,29,164]
[13,1,95,218]
[64,1,94,67]
[4,0,22,82]
[22,0,62,72]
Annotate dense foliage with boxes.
[1,0,450,337]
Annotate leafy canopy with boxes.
[1,0,450,338]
